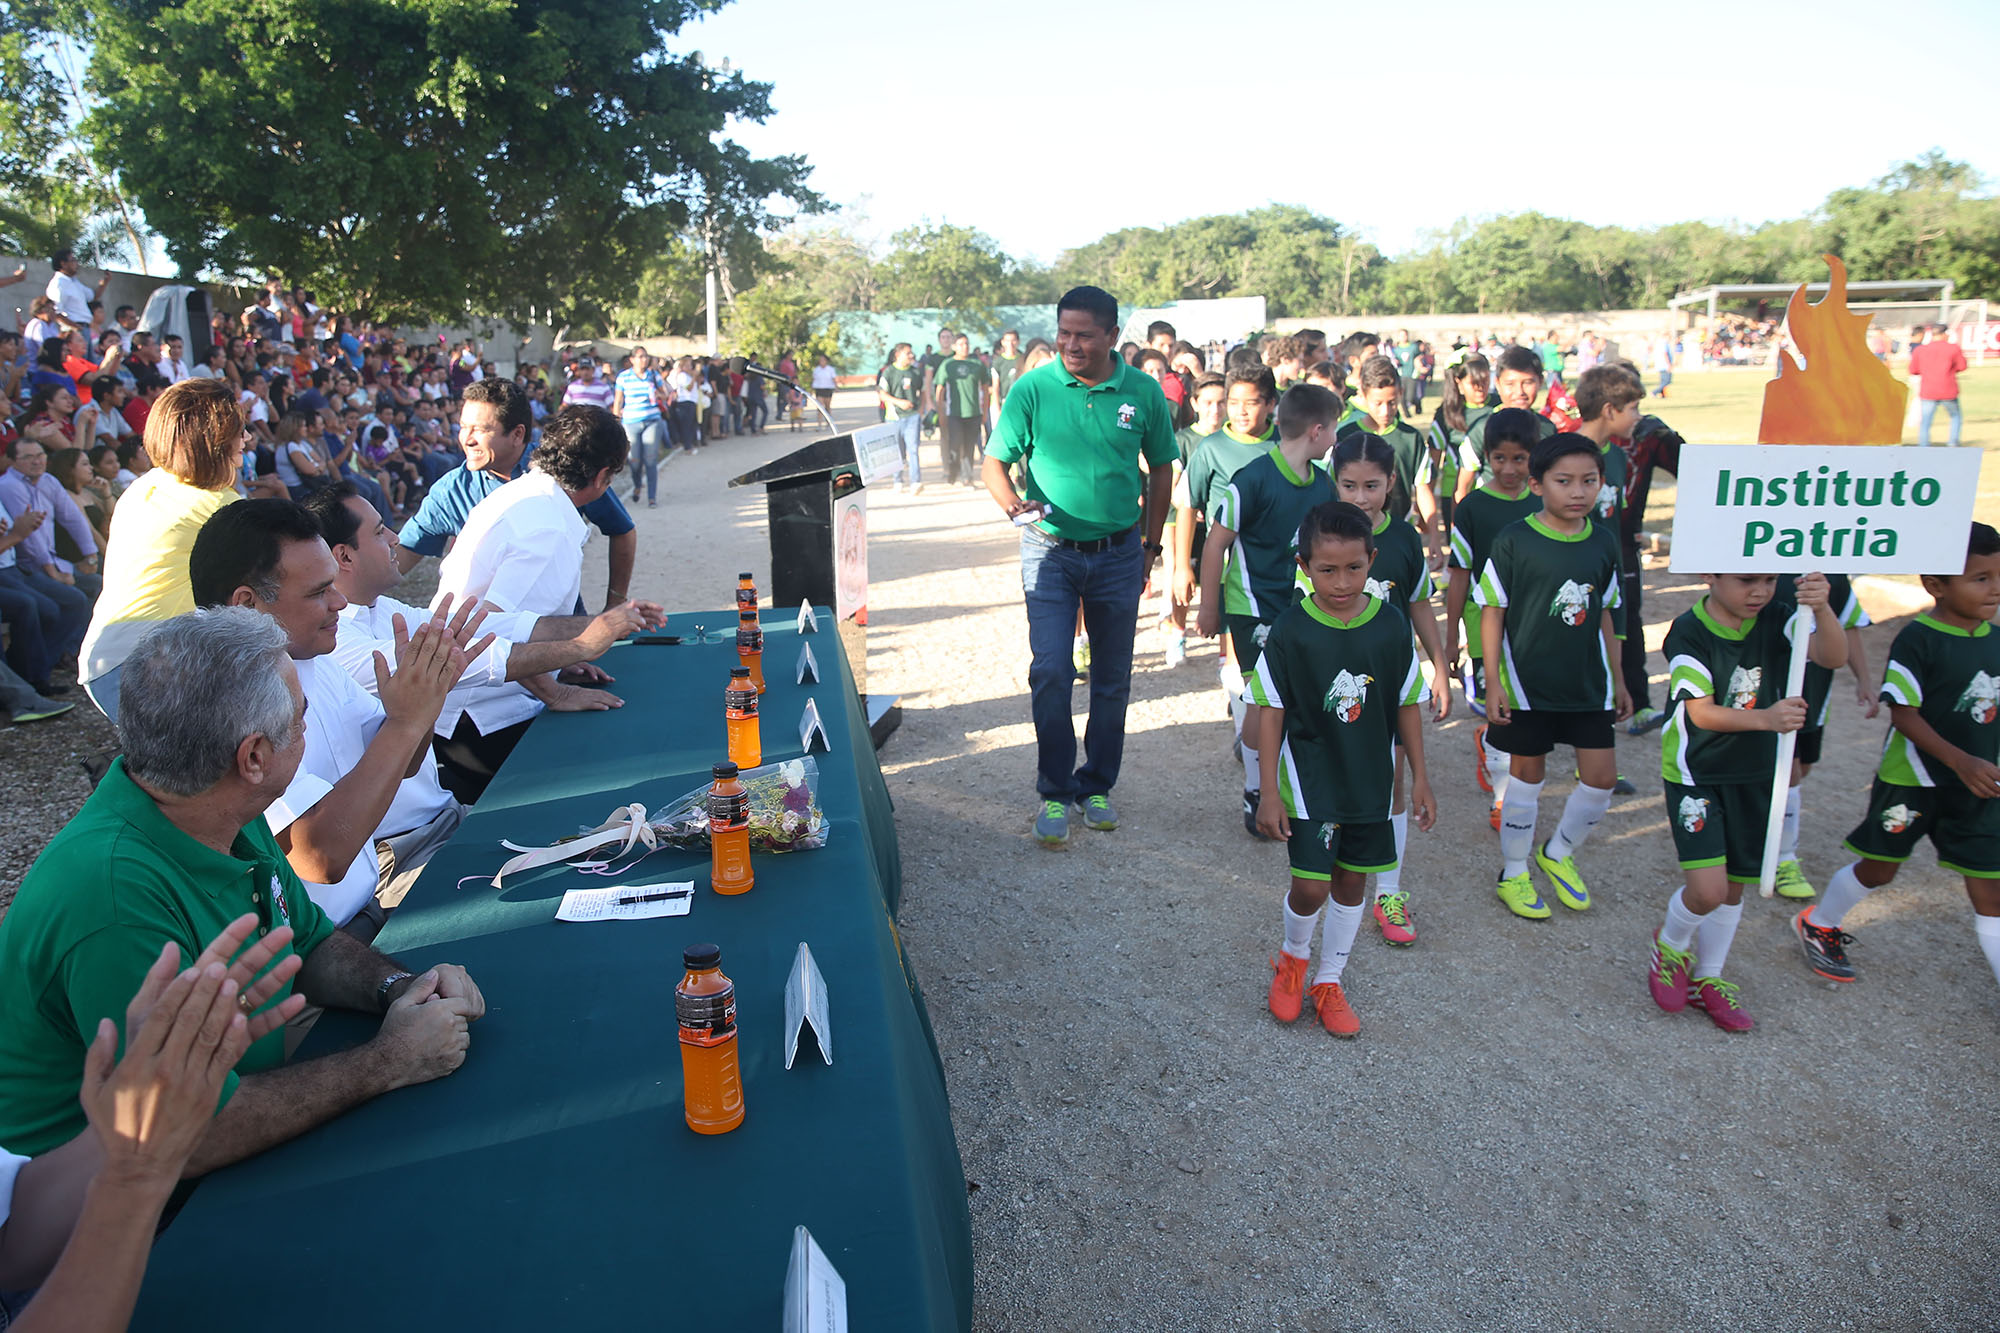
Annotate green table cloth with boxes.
[133,613,972,1330]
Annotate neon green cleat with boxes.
[1772,859,1816,900]
[1534,841,1591,911]
[1495,872,1550,920]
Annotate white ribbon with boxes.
[492,803,657,889]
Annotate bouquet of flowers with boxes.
[490,759,827,889]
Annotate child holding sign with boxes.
[1797,524,2000,987]
[1647,572,1847,1030]
[1475,435,1631,920]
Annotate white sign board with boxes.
[1669,445,1982,574]
[849,420,907,485]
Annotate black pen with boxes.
[618,888,692,905]
[630,636,683,646]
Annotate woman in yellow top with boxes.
[78,379,246,720]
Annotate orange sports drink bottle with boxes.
[676,943,744,1135]
[708,762,753,895]
[735,571,758,614]
[725,665,761,769]
[736,610,766,693]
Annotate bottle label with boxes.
[725,685,758,719]
[736,624,763,653]
[708,787,749,830]
[677,984,736,1038]
[736,588,757,611]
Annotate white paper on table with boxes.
[782,1226,848,1333]
[797,601,819,633]
[553,884,693,922]
[784,941,832,1069]
[796,641,819,685]
[798,697,828,754]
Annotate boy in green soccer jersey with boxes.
[1444,409,1542,823]
[1184,366,1279,752]
[1164,372,1229,669]
[1251,501,1435,1037]
[1796,524,2000,989]
[1568,364,1644,795]
[1198,384,1340,838]
[1454,346,1557,504]
[1646,571,1846,1032]
[1336,354,1440,569]
[1475,434,1631,919]
[1769,571,1876,899]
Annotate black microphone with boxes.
[744,362,798,387]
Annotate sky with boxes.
[681,0,2000,263]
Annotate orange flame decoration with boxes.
[1757,254,1908,445]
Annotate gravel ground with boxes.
[6,392,1996,1329]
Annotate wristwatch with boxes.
[1143,541,1164,557]
[376,970,415,1012]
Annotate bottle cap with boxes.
[738,572,754,581]
[683,943,721,970]
[739,609,757,621]
[712,762,739,779]
[730,665,749,677]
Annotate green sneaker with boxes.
[1034,800,1070,846]
[1495,872,1551,920]
[1772,859,1816,900]
[1534,841,1592,911]
[1076,794,1117,831]
[10,701,73,723]
[1627,706,1668,736]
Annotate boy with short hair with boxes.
[1475,433,1631,919]
[1185,365,1279,754]
[1164,372,1229,669]
[1568,364,1644,794]
[1648,572,1846,1031]
[1198,383,1340,838]
[1336,353,1439,566]
[1796,524,2000,988]
[1454,346,1557,503]
[1336,332,1381,396]
[1253,500,1435,1036]
[1444,408,1543,822]
[1260,335,1306,389]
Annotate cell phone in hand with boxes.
[1010,503,1048,527]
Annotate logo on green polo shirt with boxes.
[1323,669,1375,724]
[1549,579,1591,627]
[1678,795,1708,833]
[1955,671,2000,724]
[1116,402,1137,431]
[271,874,291,928]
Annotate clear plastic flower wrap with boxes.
[645,757,829,853]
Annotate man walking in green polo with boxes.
[983,286,1178,845]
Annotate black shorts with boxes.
[1795,727,1825,767]
[1288,817,1398,881]
[1227,612,1279,673]
[1665,780,1771,882]
[1843,778,2000,879]
[1488,708,1616,758]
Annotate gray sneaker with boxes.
[1076,794,1118,831]
[1034,800,1070,846]
[11,699,73,724]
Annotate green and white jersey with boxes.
[1660,595,1798,785]
[1472,514,1621,712]
[1590,439,1629,637]
[878,363,921,420]
[1458,409,1557,480]
[1778,573,1870,728]
[1448,482,1538,659]
[934,356,990,418]
[1169,425,1217,523]
[1876,615,2000,789]
[1426,402,1490,498]
[1333,409,1426,522]
[1184,424,1273,525]
[1295,511,1431,610]
[1246,594,1429,822]
[1215,448,1333,620]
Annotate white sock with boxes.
[1377,812,1409,896]
[1227,685,1246,742]
[1661,887,1706,952]
[1482,736,1511,804]
[1975,915,2000,989]
[1499,777,1544,877]
[1780,785,1802,862]
[1242,744,1261,793]
[1545,783,1613,860]
[1817,862,1870,928]
[1281,898,1320,960]
[1314,900,1365,985]
[1220,657,1245,698]
[1694,900,1743,979]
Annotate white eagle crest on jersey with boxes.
[1548,578,1592,627]
[1323,669,1375,723]
[1595,482,1617,518]
[1364,576,1391,603]
[1677,795,1708,833]
[1726,665,1762,710]
[1955,670,2000,724]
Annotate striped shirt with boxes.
[562,377,615,411]
[614,367,667,423]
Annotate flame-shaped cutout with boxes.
[1757,254,1909,445]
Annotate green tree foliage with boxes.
[723,277,839,366]
[77,0,818,325]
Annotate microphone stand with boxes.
[747,364,839,436]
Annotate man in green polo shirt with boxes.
[0,608,485,1168]
[983,285,1178,846]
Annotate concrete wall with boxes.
[1272,308,1688,351]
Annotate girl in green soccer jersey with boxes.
[1426,352,1491,534]
[1330,434,1449,944]
[1164,373,1228,670]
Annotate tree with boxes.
[876,222,1015,334]
[79,0,819,324]
[724,278,839,367]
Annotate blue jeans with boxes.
[0,572,55,684]
[348,471,392,519]
[1919,397,1962,446]
[893,413,923,485]
[0,565,88,661]
[669,401,699,452]
[623,417,668,500]
[1018,528,1145,803]
[746,395,768,433]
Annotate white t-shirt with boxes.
[47,271,92,325]
[0,1146,27,1226]
[811,364,837,391]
